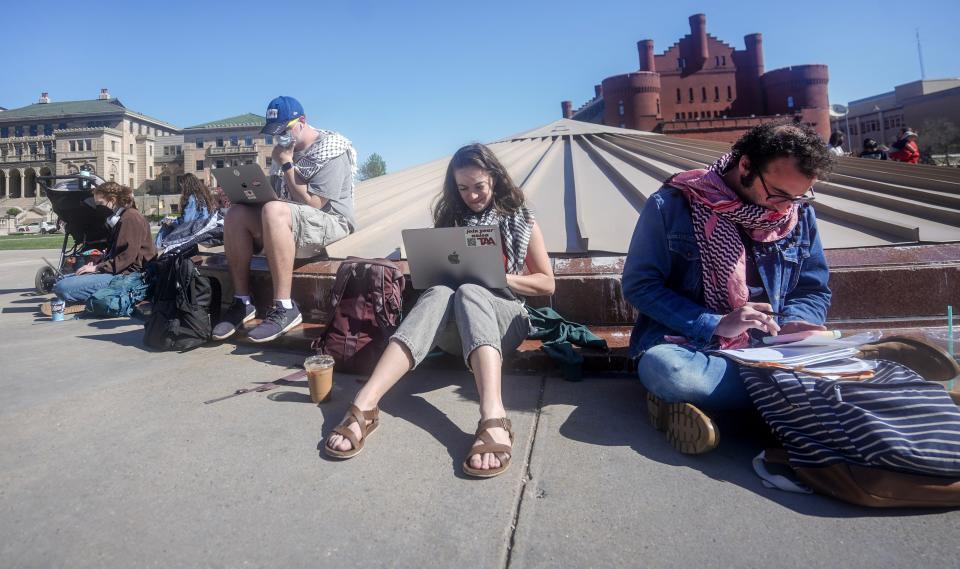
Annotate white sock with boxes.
[235,295,251,305]
[277,298,293,309]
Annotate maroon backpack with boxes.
[312,257,405,373]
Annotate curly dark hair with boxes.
[432,143,525,227]
[94,181,136,209]
[178,174,217,215]
[725,121,834,184]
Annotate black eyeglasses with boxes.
[758,172,816,204]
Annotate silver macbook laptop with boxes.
[402,226,508,290]
[213,164,278,204]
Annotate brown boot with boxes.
[858,335,960,382]
[646,391,719,455]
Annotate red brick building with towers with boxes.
[562,14,832,142]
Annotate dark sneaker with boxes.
[212,299,256,340]
[247,301,302,343]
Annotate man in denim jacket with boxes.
[622,122,834,455]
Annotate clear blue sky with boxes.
[2,0,958,172]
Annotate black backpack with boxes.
[311,257,405,373]
[143,248,221,351]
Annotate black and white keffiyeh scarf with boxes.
[273,128,357,199]
[456,206,535,275]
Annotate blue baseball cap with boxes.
[261,96,305,135]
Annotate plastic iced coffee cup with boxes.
[50,299,65,322]
[304,355,335,404]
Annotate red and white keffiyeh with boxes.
[666,154,799,348]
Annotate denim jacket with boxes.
[622,186,831,357]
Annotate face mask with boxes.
[277,133,296,148]
[277,123,298,148]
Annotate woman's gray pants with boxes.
[392,284,530,370]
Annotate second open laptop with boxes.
[213,164,278,204]
[401,226,507,290]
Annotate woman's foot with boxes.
[324,420,368,453]
[463,417,514,478]
[324,405,379,458]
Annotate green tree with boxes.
[920,118,960,166]
[358,153,387,181]
[6,207,22,217]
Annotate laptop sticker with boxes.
[243,189,257,200]
[465,227,497,247]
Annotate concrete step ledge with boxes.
[225,320,634,374]
[198,243,960,326]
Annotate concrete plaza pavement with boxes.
[0,249,958,569]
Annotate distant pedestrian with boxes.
[827,131,845,156]
[890,128,920,164]
[859,138,888,160]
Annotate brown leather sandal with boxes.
[463,417,514,478]
[40,301,86,317]
[324,404,380,459]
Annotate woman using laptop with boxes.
[325,143,554,478]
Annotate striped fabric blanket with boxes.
[741,361,960,477]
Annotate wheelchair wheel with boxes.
[35,266,57,294]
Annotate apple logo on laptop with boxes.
[447,251,460,265]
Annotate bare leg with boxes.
[260,201,296,299]
[223,204,263,297]
[467,345,511,471]
[326,339,415,452]
[326,285,455,453]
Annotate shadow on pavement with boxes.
[550,373,945,519]
[84,318,142,330]
[315,371,476,474]
[0,288,42,296]
[9,296,48,305]
[235,344,316,369]
[267,391,314,404]
[2,306,42,314]
[77,330,151,351]
[302,361,528,478]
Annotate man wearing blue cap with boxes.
[213,96,357,343]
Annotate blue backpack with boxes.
[742,361,960,508]
[84,272,149,318]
